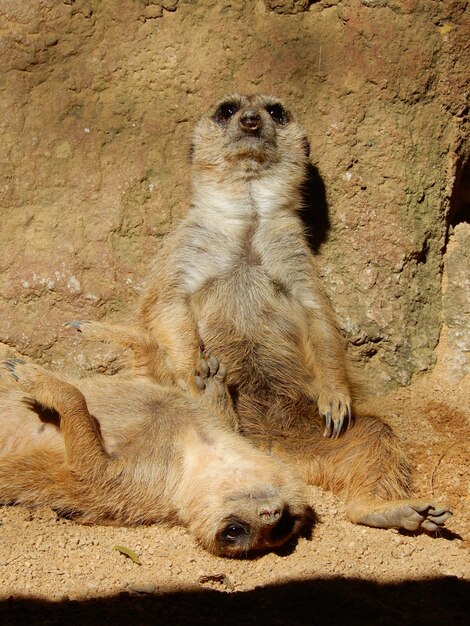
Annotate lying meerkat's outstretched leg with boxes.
[64,320,174,385]
[64,320,150,351]
[270,413,451,533]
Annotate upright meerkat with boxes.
[140,93,352,438]
[0,355,312,557]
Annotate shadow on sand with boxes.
[1,575,469,626]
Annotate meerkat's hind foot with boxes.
[348,499,452,533]
[64,320,87,332]
[64,320,103,339]
[2,358,42,392]
[194,355,239,431]
[194,354,227,400]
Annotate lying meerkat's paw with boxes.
[194,354,227,400]
[1,359,44,394]
[358,501,452,533]
[317,389,352,438]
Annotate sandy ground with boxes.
[0,373,469,625]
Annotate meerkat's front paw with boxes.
[2,359,44,394]
[317,389,352,438]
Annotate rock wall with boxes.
[0,0,469,391]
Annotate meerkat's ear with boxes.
[302,137,311,158]
[188,142,195,162]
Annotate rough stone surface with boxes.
[438,224,470,382]
[264,0,313,14]
[0,0,469,392]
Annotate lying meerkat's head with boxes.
[184,458,314,558]
[211,486,314,558]
[190,94,310,183]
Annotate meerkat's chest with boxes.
[179,216,306,297]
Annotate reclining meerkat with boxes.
[0,355,313,557]
[69,320,451,534]
[139,94,352,438]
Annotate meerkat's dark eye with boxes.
[213,101,240,124]
[265,103,289,125]
[220,521,249,543]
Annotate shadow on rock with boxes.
[299,162,330,253]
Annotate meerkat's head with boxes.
[190,94,310,187]
[210,483,314,558]
[184,457,314,558]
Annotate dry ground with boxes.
[0,373,469,625]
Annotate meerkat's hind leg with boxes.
[65,320,172,384]
[347,499,452,533]
[194,355,239,431]
[295,413,452,534]
[64,320,154,348]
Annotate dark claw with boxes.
[429,511,452,525]
[2,359,25,381]
[323,411,332,438]
[332,416,343,439]
[414,503,435,515]
[347,404,352,429]
[64,320,84,332]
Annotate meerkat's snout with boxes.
[239,108,262,133]
[258,504,282,525]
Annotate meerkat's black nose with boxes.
[239,109,262,131]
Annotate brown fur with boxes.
[139,94,352,438]
[0,358,312,557]
[132,94,450,532]
[0,95,450,545]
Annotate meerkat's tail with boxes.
[0,446,83,516]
